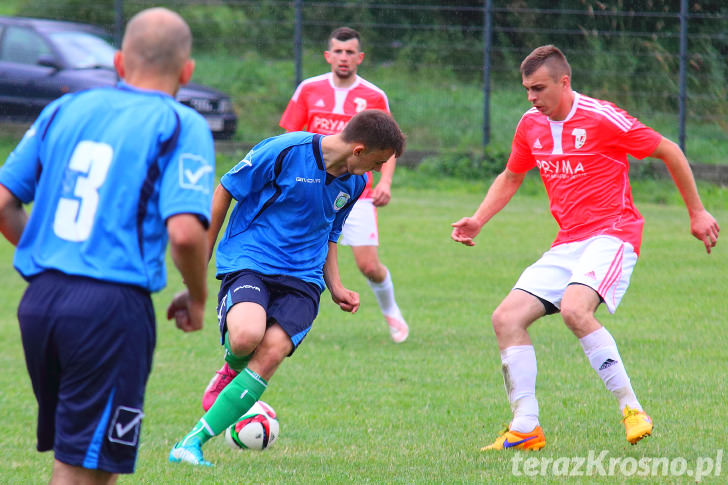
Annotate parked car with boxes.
[0,16,237,138]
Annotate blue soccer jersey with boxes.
[216,132,366,291]
[0,82,215,292]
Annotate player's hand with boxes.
[331,287,360,313]
[371,183,392,207]
[690,209,720,254]
[166,289,205,332]
[451,217,483,246]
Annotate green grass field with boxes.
[0,166,725,483]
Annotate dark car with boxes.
[0,16,237,138]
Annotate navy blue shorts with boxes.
[18,271,156,474]
[217,270,321,354]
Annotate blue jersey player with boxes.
[0,8,213,484]
[169,109,405,466]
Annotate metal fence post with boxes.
[482,0,492,147]
[679,0,687,154]
[294,0,303,88]
[114,0,123,47]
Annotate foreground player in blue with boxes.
[169,109,405,466]
[0,8,214,484]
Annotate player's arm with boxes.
[0,184,28,246]
[650,137,719,253]
[166,213,209,332]
[451,168,526,246]
[371,154,396,207]
[322,241,360,313]
[208,183,233,261]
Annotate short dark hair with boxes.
[328,26,361,50]
[342,110,406,158]
[520,45,571,81]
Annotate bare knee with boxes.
[227,327,264,356]
[358,259,384,281]
[248,325,292,381]
[560,302,599,337]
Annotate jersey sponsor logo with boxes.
[108,406,144,446]
[572,128,587,149]
[179,154,213,193]
[333,191,351,211]
[533,138,543,149]
[536,159,586,179]
[311,115,348,134]
[354,97,367,112]
[296,177,321,184]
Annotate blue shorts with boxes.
[217,270,321,354]
[18,271,156,474]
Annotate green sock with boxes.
[224,332,252,372]
[179,419,215,446]
[201,367,268,435]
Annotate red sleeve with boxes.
[616,119,662,160]
[506,116,536,173]
[279,84,308,131]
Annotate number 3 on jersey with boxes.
[53,141,113,242]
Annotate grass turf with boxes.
[0,168,726,483]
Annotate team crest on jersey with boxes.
[572,128,587,149]
[354,97,367,113]
[333,191,351,211]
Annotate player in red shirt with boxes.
[451,45,719,450]
[280,27,409,343]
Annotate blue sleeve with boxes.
[220,138,277,201]
[0,97,68,203]
[159,111,215,225]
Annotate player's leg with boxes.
[482,289,547,451]
[50,460,117,485]
[201,272,269,411]
[564,237,652,444]
[341,199,408,342]
[353,245,408,342]
[171,274,319,466]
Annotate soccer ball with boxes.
[224,401,279,450]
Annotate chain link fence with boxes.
[8,0,728,164]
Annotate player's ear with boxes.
[113,51,125,78]
[353,144,366,156]
[323,50,333,65]
[357,52,365,64]
[179,59,195,86]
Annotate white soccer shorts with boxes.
[339,198,379,247]
[513,235,638,314]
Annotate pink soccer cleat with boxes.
[385,315,409,343]
[202,362,238,411]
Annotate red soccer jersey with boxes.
[279,72,391,198]
[506,93,662,254]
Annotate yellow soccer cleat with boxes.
[622,406,653,444]
[481,425,546,451]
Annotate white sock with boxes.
[579,327,641,412]
[501,345,539,433]
[368,269,403,319]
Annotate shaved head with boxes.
[122,7,192,77]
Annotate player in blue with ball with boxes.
[169,109,405,466]
[0,7,213,484]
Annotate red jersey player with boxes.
[280,27,409,343]
[451,45,719,451]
